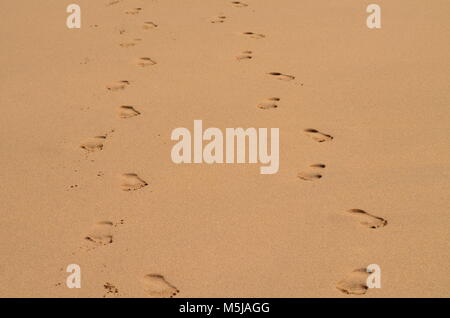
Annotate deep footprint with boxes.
[142,274,179,298]
[241,32,265,39]
[236,50,253,60]
[135,57,157,67]
[231,1,248,7]
[304,128,333,142]
[80,135,107,152]
[106,80,130,91]
[84,221,114,245]
[347,209,387,229]
[257,97,280,110]
[297,164,325,181]
[120,173,148,191]
[336,268,370,295]
[118,106,140,118]
[143,21,158,30]
[268,72,295,81]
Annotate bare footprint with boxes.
[347,209,387,229]
[119,38,142,48]
[268,72,295,81]
[231,1,248,7]
[118,106,140,118]
[125,8,142,15]
[297,164,325,181]
[106,80,130,91]
[257,97,280,110]
[84,221,114,245]
[236,50,253,60]
[304,128,334,143]
[120,173,148,191]
[107,0,121,6]
[209,16,227,24]
[80,135,106,152]
[103,282,119,297]
[134,57,157,67]
[143,21,158,30]
[336,268,370,295]
[241,32,265,39]
[142,274,179,298]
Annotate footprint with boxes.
[241,32,265,39]
[84,221,114,245]
[118,106,140,118]
[268,72,295,81]
[304,128,333,142]
[120,173,148,191]
[231,1,248,7]
[236,50,253,61]
[107,0,121,6]
[142,274,179,298]
[106,80,130,91]
[135,57,157,67]
[103,282,119,297]
[125,8,142,15]
[297,163,325,181]
[347,209,388,229]
[336,268,370,295]
[143,21,158,30]
[257,97,280,110]
[209,16,227,24]
[80,135,106,152]
[119,38,142,48]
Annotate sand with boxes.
[0,0,449,297]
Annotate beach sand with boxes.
[0,0,448,297]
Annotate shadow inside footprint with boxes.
[268,72,295,81]
[304,128,333,142]
[209,16,227,24]
[106,80,130,91]
[118,106,140,118]
[241,32,265,39]
[135,57,157,67]
[347,209,388,229]
[142,274,179,298]
[336,268,370,295]
[236,50,253,60]
[84,221,114,245]
[80,135,106,152]
[125,8,142,15]
[231,1,248,7]
[298,164,325,181]
[257,97,280,110]
[120,173,148,191]
[143,21,158,30]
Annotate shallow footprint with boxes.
[347,209,387,229]
[125,8,142,15]
[80,135,106,152]
[209,16,227,24]
[143,21,158,30]
[257,97,280,110]
[118,106,140,118]
[241,32,265,39]
[142,274,179,298]
[336,268,370,295]
[135,57,157,67]
[106,80,130,91]
[231,1,248,7]
[84,221,114,245]
[268,72,295,81]
[120,173,148,191]
[297,164,325,181]
[236,50,253,61]
[119,38,142,48]
[304,128,333,142]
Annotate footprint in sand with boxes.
[231,1,248,7]
[268,72,295,81]
[103,282,119,297]
[134,57,157,67]
[80,135,107,152]
[347,209,387,229]
[304,128,334,143]
[143,21,158,30]
[119,38,142,48]
[125,8,142,15]
[236,50,253,61]
[84,221,114,245]
[241,32,265,39]
[107,0,121,6]
[336,268,370,295]
[106,80,130,91]
[257,97,280,110]
[120,173,148,191]
[118,106,140,118]
[209,16,227,24]
[297,164,326,181]
[142,274,179,298]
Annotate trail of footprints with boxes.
[73,0,389,297]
